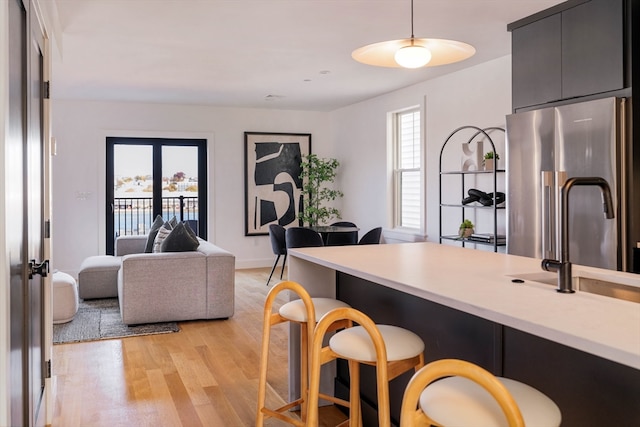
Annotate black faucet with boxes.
[541,177,615,293]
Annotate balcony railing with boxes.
[114,196,199,237]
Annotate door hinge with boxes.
[43,81,50,99]
[44,220,51,239]
[44,360,51,379]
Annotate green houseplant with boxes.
[458,219,474,238]
[298,154,344,227]
[483,151,500,170]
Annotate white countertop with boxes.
[288,242,640,370]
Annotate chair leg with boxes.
[280,253,287,279]
[266,254,281,286]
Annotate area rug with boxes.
[53,298,180,344]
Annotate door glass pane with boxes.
[162,145,199,232]
[113,145,153,237]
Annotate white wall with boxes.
[51,55,512,275]
[51,101,331,274]
[331,55,511,246]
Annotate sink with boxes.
[575,276,640,303]
[508,272,640,304]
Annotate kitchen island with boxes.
[288,242,640,426]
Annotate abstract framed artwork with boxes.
[244,132,311,236]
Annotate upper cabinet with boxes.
[511,14,562,109]
[510,0,626,110]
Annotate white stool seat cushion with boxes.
[419,376,561,427]
[329,325,424,362]
[52,271,79,324]
[279,298,350,322]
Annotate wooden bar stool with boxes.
[256,280,351,426]
[400,359,561,427]
[307,307,425,427]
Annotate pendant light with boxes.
[352,0,475,69]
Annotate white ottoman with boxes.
[78,255,121,299]
[52,271,79,324]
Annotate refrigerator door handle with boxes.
[541,171,555,259]
[555,171,568,260]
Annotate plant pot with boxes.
[459,227,474,238]
[484,159,494,171]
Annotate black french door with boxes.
[105,137,208,255]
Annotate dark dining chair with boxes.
[326,221,358,246]
[266,224,287,286]
[285,227,324,249]
[358,227,382,245]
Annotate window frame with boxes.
[105,137,208,255]
[391,106,425,233]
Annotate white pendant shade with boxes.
[394,44,432,68]
[352,38,476,68]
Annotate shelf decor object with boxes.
[483,151,500,171]
[351,0,475,69]
[458,219,475,238]
[461,140,483,171]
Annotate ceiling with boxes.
[49,0,564,112]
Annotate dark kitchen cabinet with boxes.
[336,272,640,426]
[511,0,625,110]
[512,14,562,109]
[561,0,624,99]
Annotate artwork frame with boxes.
[244,132,311,236]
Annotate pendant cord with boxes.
[410,0,415,38]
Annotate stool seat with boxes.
[307,307,425,427]
[279,297,350,322]
[330,325,425,362]
[400,359,562,427]
[420,376,561,427]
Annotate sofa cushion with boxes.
[161,222,199,252]
[152,222,173,253]
[184,221,197,239]
[145,215,165,253]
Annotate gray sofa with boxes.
[115,235,235,325]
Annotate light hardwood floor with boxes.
[51,268,347,426]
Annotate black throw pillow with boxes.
[144,215,165,253]
[183,221,198,240]
[160,222,200,252]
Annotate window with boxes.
[393,108,422,230]
[105,137,208,255]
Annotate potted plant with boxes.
[298,154,344,227]
[483,151,500,171]
[458,219,474,238]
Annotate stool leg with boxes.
[256,312,274,426]
[300,323,309,421]
[376,363,391,427]
[348,360,362,427]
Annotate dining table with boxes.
[309,225,360,245]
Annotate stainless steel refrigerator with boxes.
[505,96,628,271]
